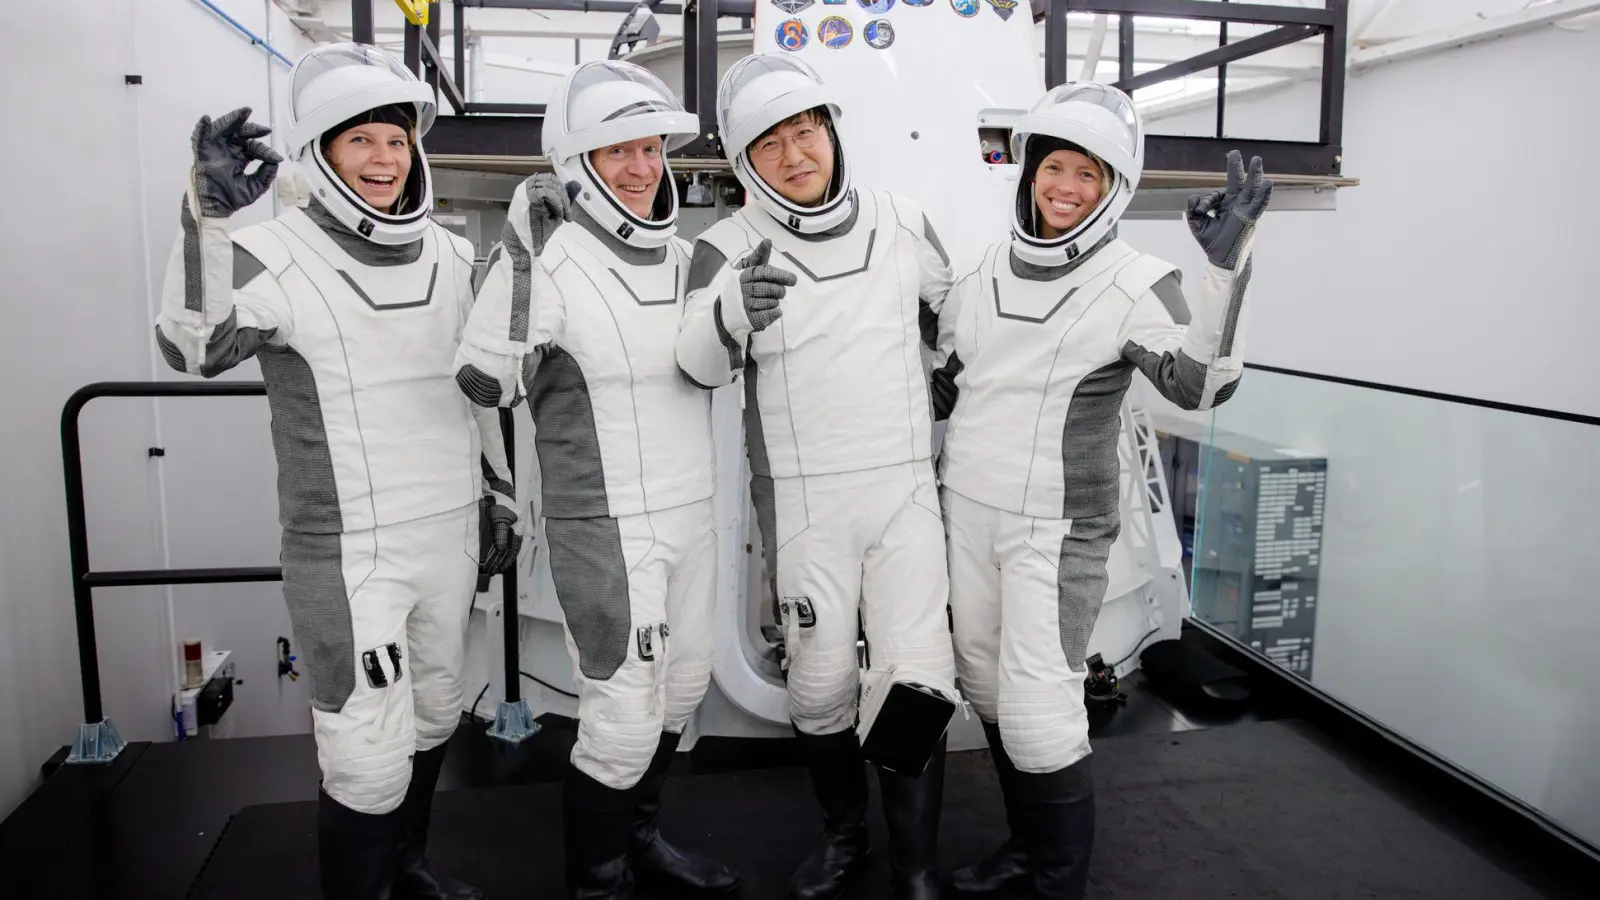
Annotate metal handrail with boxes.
[61,380,521,730]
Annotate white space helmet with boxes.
[543,60,700,248]
[1010,82,1143,267]
[716,53,853,235]
[285,43,437,246]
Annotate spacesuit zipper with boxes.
[781,602,803,673]
[651,622,669,716]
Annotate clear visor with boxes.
[565,62,685,133]
[716,54,823,134]
[1028,82,1140,159]
[291,43,418,117]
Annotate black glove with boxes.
[1185,150,1273,271]
[734,238,796,333]
[478,495,522,577]
[190,107,282,218]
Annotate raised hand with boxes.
[734,239,797,333]
[1185,150,1273,270]
[520,173,579,258]
[190,107,282,218]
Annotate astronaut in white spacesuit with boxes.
[454,60,740,900]
[154,43,521,900]
[675,53,958,900]
[929,83,1273,900]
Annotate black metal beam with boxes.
[420,28,467,114]
[1064,0,1335,27]
[455,0,467,98]
[679,0,721,158]
[425,13,444,102]
[404,22,423,78]
[1044,0,1068,88]
[1119,13,1135,85]
[352,0,375,45]
[499,409,521,703]
[1143,135,1340,176]
[1113,23,1317,94]
[426,114,544,156]
[84,568,282,588]
[1216,0,1228,139]
[1320,0,1347,153]
[464,102,548,114]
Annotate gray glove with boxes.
[190,107,282,219]
[1185,150,1273,271]
[733,238,797,333]
[520,174,581,258]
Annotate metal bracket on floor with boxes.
[489,698,540,745]
[65,717,126,764]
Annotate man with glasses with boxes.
[675,53,957,900]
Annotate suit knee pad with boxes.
[412,683,465,750]
[662,658,713,734]
[573,702,663,790]
[788,644,860,735]
[320,731,416,815]
[998,690,1090,774]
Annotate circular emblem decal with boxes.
[819,15,853,48]
[951,0,979,17]
[865,20,895,49]
[858,0,894,12]
[776,18,809,51]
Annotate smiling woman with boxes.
[320,103,417,215]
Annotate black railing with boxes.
[1045,0,1348,177]
[61,381,522,728]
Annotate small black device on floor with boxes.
[1084,654,1127,709]
[859,679,956,775]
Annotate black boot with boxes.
[877,736,947,900]
[948,721,1028,898]
[318,785,403,900]
[1014,755,1095,900]
[565,762,641,900]
[393,744,485,899]
[788,728,873,900]
[632,731,741,893]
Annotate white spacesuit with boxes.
[453,60,739,899]
[931,83,1272,900]
[674,53,956,900]
[155,44,519,900]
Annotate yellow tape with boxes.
[394,0,430,27]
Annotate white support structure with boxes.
[1350,0,1600,70]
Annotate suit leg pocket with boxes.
[546,516,631,682]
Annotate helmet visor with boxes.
[565,63,684,131]
[291,44,417,120]
[1023,82,1140,162]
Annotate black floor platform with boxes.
[8,650,1594,900]
[186,720,1583,900]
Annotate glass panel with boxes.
[1157,368,1600,848]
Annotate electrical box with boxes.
[1155,417,1327,680]
[177,650,234,738]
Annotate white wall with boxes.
[1124,17,1600,419]
[1126,16,1600,849]
[0,0,316,820]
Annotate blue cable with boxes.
[194,0,293,68]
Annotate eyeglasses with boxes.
[749,123,826,163]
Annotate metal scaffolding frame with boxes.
[353,0,1348,177]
